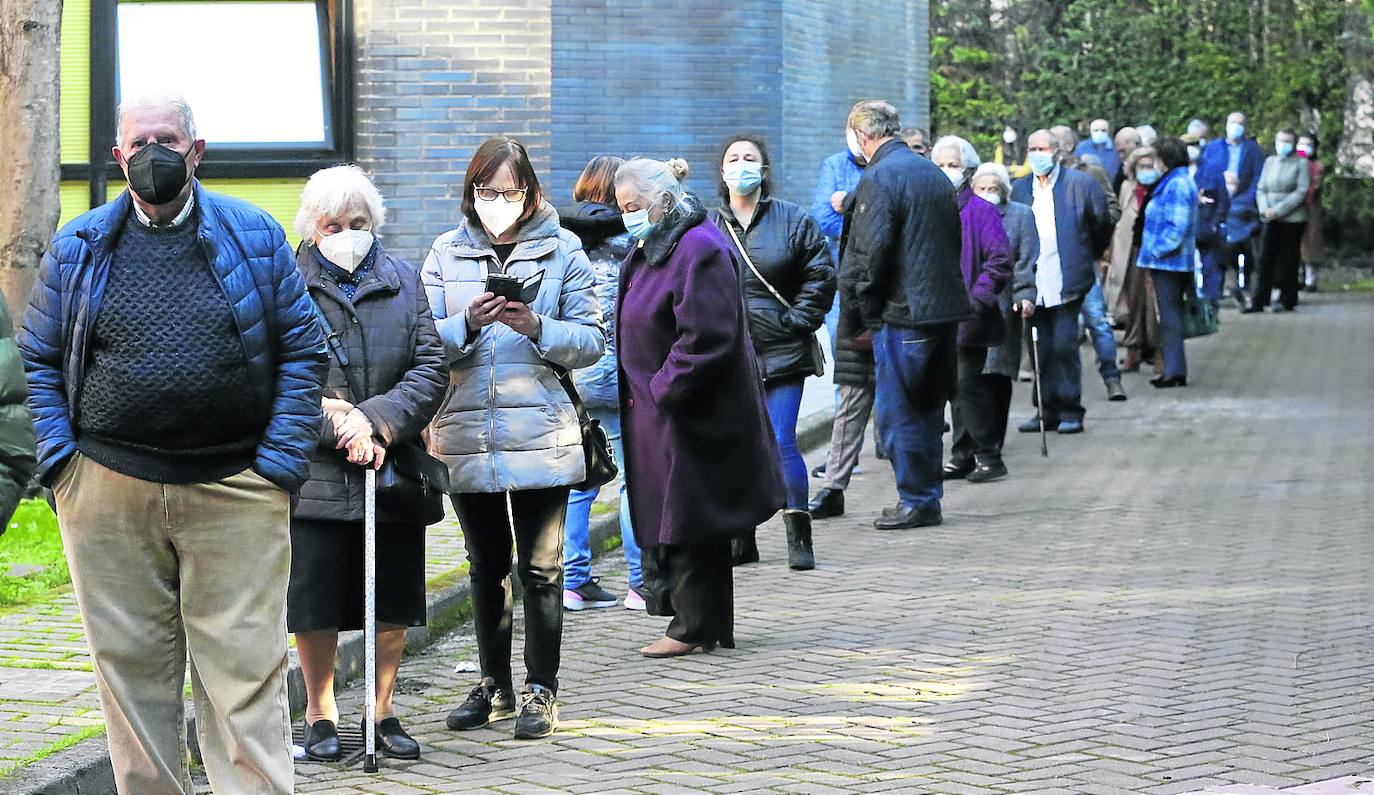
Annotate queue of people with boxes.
[16,90,1325,794]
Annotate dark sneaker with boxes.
[1056,418,1085,434]
[513,685,559,740]
[563,578,618,611]
[966,461,1009,483]
[446,679,516,730]
[1018,416,1056,433]
[942,459,975,480]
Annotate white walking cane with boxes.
[363,466,378,773]
[1030,326,1049,458]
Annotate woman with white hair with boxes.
[971,162,1039,471]
[288,164,448,760]
[930,136,1013,483]
[613,157,784,658]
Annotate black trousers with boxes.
[987,374,1014,459]
[1253,221,1306,310]
[641,541,735,649]
[950,346,1003,465]
[450,486,569,693]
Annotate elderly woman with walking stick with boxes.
[288,165,448,762]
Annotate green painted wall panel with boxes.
[58,178,306,247]
[60,0,91,165]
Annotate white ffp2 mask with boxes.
[317,229,374,272]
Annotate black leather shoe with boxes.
[965,461,1008,483]
[807,487,845,519]
[446,679,516,731]
[874,505,942,530]
[1150,375,1187,388]
[303,719,341,762]
[370,716,420,759]
[942,459,974,480]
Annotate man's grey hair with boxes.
[1136,124,1158,147]
[932,135,980,169]
[294,164,387,242]
[1050,124,1077,154]
[972,162,1012,198]
[116,94,197,148]
[847,100,902,140]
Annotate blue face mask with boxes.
[1136,168,1160,186]
[1091,129,1110,146]
[623,208,657,241]
[1275,141,1294,157]
[1028,151,1056,176]
[1227,122,1245,141]
[723,162,763,195]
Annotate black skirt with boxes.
[287,518,427,633]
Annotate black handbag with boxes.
[553,366,618,493]
[318,308,449,525]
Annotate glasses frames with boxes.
[474,185,527,203]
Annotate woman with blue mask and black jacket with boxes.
[708,134,835,572]
[556,156,645,614]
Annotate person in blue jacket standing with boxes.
[811,129,867,343]
[1198,111,1264,304]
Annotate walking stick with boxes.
[363,466,378,773]
[1030,326,1049,458]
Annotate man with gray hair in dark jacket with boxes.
[839,100,970,531]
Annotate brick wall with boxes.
[351,0,927,261]
[353,0,554,263]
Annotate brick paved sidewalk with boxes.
[291,293,1374,794]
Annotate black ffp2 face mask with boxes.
[125,143,193,206]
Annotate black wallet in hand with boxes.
[485,270,544,304]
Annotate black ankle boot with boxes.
[730,530,759,566]
[783,510,815,571]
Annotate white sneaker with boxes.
[623,585,647,611]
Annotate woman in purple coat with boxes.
[613,157,785,658]
[931,137,1013,483]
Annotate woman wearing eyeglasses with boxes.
[422,138,604,740]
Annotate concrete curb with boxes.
[2,406,836,795]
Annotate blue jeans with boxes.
[1032,298,1086,423]
[563,408,642,590]
[1151,270,1189,379]
[1078,282,1120,381]
[765,379,808,510]
[872,325,955,513]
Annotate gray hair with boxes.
[1136,124,1158,147]
[932,135,980,169]
[971,162,1012,198]
[116,94,197,148]
[614,157,692,214]
[293,164,386,241]
[847,100,902,140]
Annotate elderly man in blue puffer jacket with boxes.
[18,95,326,795]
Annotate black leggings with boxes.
[450,487,569,693]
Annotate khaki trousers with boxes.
[54,454,294,795]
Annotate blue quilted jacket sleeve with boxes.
[253,225,328,492]
[18,238,79,487]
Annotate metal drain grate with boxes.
[291,721,366,766]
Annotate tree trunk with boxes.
[0,0,62,318]
[1336,2,1374,177]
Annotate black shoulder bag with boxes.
[552,366,618,493]
[319,310,450,526]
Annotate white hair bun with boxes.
[666,158,690,182]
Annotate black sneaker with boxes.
[446,678,516,730]
[513,685,559,740]
[563,577,618,611]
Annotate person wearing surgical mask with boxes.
[614,157,785,659]
[288,164,447,761]
[1073,117,1122,182]
[709,134,834,571]
[423,137,605,741]
[931,136,1013,484]
[1244,127,1311,313]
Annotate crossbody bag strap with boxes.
[315,304,369,403]
[552,365,592,426]
[723,219,793,310]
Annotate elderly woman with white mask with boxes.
[423,137,603,742]
[289,164,448,761]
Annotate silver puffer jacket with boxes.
[422,203,604,494]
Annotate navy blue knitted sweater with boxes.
[77,209,268,483]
